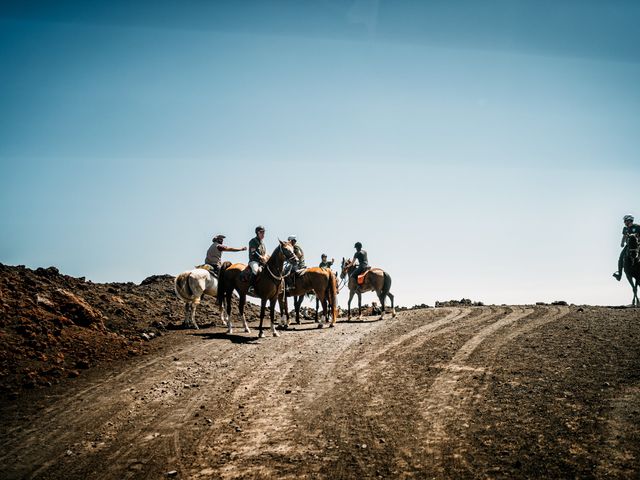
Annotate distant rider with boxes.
[613,214,640,281]
[319,254,334,269]
[248,226,267,284]
[351,242,369,280]
[205,234,246,275]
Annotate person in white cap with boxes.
[205,234,246,275]
[288,235,305,268]
[286,235,305,292]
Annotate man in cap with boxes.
[205,234,247,275]
[288,235,305,268]
[613,214,640,281]
[248,226,267,284]
[286,235,305,292]
[351,242,369,281]
[319,254,334,269]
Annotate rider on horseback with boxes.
[205,234,247,275]
[248,226,267,284]
[319,254,334,269]
[286,235,305,292]
[613,215,640,281]
[351,242,369,281]
[288,235,305,268]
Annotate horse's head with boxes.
[276,240,298,265]
[340,257,353,280]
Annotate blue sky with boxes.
[1,1,639,306]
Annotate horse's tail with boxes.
[216,261,231,306]
[382,271,392,295]
[175,271,194,302]
[327,270,338,323]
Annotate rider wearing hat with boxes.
[205,234,246,275]
[351,242,369,280]
[288,235,305,268]
[286,235,305,292]
[319,254,334,269]
[248,226,267,281]
[613,214,640,281]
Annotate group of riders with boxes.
[203,225,369,289]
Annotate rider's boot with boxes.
[248,273,257,296]
[613,271,622,281]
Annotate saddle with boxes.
[195,264,218,277]
[357,267,372,285]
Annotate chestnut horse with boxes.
[340,258,395,320]
[217,240,297,337]
[279,268,338,328]
[622,233,640,306]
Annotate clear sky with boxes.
[1,1,639,307]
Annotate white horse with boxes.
[174,266,228,329]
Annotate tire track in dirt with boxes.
[185,318,400,479]
[293,307,507,478]
[419,306,570,474]
[2,335,241,479]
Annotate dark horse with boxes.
[279,267,338,328]
[217,240,298,337]
[340,258,395,320]
[622,233,640,306]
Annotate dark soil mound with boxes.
[0,264,259,399]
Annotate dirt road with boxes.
[1,306,639,479]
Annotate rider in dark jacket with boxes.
[351,242,369,280]
[613,214,640,281]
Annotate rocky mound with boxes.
[0,263,259,399]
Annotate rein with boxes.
[264,244,296,283]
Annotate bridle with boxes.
[265,244,297,282]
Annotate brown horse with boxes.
[217,240,298,337]
[340,258,395,320]
[622,233,640,306]
[279,267,338,328]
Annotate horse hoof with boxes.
[317,324,324,329]
[272,331,280,337]
[329,324,335,328]
[258,331,265,338]
[244,328,251,333]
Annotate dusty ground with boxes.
[1,304,639,479]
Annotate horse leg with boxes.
[270,298,280,337]
[378,292,386,320]
[347,290,354,320]
[283,295,291,328]
[277,295,287,328]
[358,292,362,320]
[389,291,396,317]
[239,295,251,333]
[315,297,320,322]
[218,297,227,327]
[191,299,199,329]
[183,302,191,328]
[225,290,234,334]
[295,296,302,324]
[258,300,267,338]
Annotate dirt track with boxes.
[1,305,639,479]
